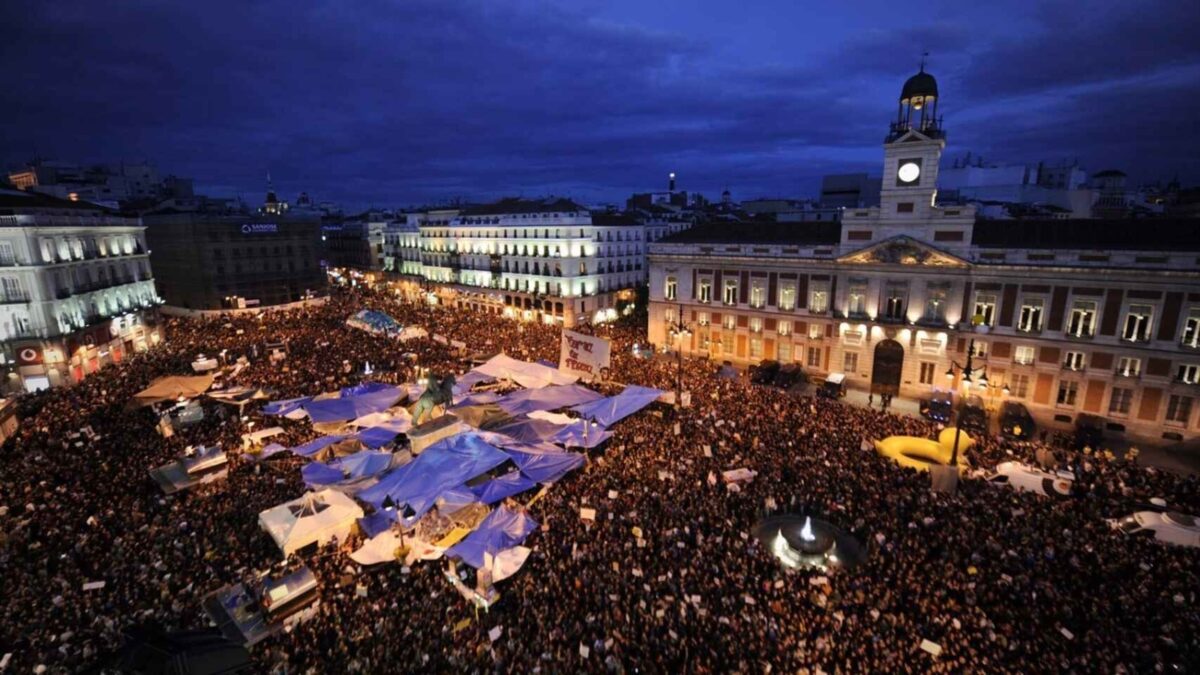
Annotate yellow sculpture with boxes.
[874,427,973,473]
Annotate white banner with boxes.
[559,330,611,380]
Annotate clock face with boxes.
[897,161,921,183]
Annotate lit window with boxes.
[1067,301,1096,338]
[847,280,867,316]
[1178,364,1200,384]
[1122,304,1153,342]
[808,323,823,340]
[750,283,765,308]
[1063,351,1085,371]
[723,279,738,305]
[1181,309,1200,348]
[778,342,792,362]
[697,312,710,326]
[749,317,763,333]
[778,320,791,336]
[973,294,996,326]
[1014,346,1036,365]
[1019,299,1044,332]
[749,338,763,359]
[664,276,677,301]
[923,285,949,322]
[721,332,734,354]
[843,352,859,373]
[1056,380,1079,407]
[698,279,712,303]
[722,314,736,330]
[810,289,829,314]
[779,285,796,311]
[1116,356,1141,377]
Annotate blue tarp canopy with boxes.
[301,461,345,486]
[445,505,539,568]
[453,371,497,394]
[304,384,404,424]
[357,433,511,520]
[570,385,663,427]
[355,419,409,448]
[496,384,602,416]
[347,309,401,334]
[290,434,350,457]
[489,417,564,444]
[451,391,502,408]
[263,396,312,416]
[498,442,586,483]
[357,511,394,538]
[471,472,538,504]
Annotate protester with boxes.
[1,282,1196,673]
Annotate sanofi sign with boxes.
[241,223,279,234]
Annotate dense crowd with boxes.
[1,283,1197,673]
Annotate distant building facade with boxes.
[649,68,1200,444]
[143,197,325,311]
[7,160,193,209]
[0,189,162,392]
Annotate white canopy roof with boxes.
[472,354,577,389]
[258,489,364,556]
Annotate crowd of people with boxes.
[1,281,1197,673]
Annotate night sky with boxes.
[2,0,1197,209]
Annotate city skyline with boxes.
[2,0,1198,208]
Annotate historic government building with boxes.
[648,68,1200,444]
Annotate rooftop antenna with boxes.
[919,51,929,72]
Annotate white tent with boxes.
[258,489,364,555]
[472,354,578,389]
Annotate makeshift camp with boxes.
[471,354,578,389]
[149,445,229,495]
[258,489,364,556]
[570,385,664,427]
[302,384,405,424]
[301,450,400,488]
[133,374,216,407]
[346,309,402,336]
[471,471,539,504]
[495,384,602,415]
[445,505,539,568]
[450,404,511,430]
[358,433,511,521]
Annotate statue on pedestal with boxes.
[412,373,456,426]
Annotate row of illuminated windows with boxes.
[665,275,946,321]
[983,294,1198,346]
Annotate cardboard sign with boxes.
[559,330,611,379]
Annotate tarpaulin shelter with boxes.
[289,435,351,458]
[471,472,538,504]
[262,396,312,417]
[357,432,510,520]
[452,391,502,408]
[453,371,497,395]
[502,445,585,483]
[303,384,404,424]
[302,450,399,487]
[258,489,364,555]
[355,418,411,448]
[471,354,578,389]
[133,374,216,407]
[570,385,663,427]
[451,404,511,429]
[346,309,402,336]
[445,505,538,568]
[495,384,602,415]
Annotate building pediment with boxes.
[839,235,969,267]
[889,128,936,144]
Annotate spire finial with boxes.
[919,51,928,72]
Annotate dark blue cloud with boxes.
[1,0,1196,208]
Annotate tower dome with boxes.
[900,68,938,105]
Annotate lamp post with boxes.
[665,302,694,409]
[943,338,992,466]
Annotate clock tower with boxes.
[879,65,945,221]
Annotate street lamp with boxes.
[665,301,694,408]
[943,338,985,467]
